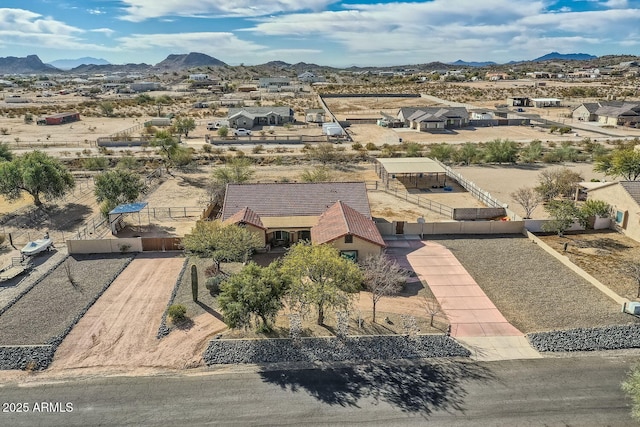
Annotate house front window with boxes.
[340,250,358,262]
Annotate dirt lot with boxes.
[537,230,640,301]
[50,253,223,371]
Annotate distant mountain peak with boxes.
[154,52,226,69]
[48,57,110,70]
[449,59,497,67]
[533,52,597,62]
[0,54,59,74]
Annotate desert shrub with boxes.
[205,275,224,295]
[365,142,378,151]
[83,156,110,170]
[168,304,187,322]
[351,142,363,150]
[252,144,264,154]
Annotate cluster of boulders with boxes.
[203,335,471,365]
[156,258,189,339]
[528,324,640,352]
[0,256,134,370]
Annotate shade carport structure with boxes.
[109,202,148,235]
[375,157,448,189]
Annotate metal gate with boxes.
[141,237,182,251]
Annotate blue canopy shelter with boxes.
[109,202,148,235]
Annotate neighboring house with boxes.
[227,106,294,129]
[572,101,640,126]
[586,181,640,242]
[398,107,469,131]
[129,82,160,92]
[572,103,600,121]
[221,182,384,260]
[508,97,530,107]
[189,74,209,81]
[298,72,325,83]
[258,77,290,90]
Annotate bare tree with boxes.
[360,254,409,323]
[423,296,447,329]
[624,261,640,298]
[510,187,543,219]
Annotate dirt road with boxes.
[51,253,226,371]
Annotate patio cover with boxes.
[109,202,148,234]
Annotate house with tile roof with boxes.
[586,181,640,242]
[221,182,385,260]
[572,101,640,127]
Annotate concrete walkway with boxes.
[384,236,541,361]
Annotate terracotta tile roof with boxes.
[221,182,372,221]
[223,207,265,229]
[311,201,385,247]
[620,181,640,206]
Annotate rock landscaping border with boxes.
[528,324,640,352]
[203,335,470,365]
[0,255,135,370]
[156,257,189,339]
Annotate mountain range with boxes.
[0,51,624,75]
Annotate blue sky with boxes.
[1,0,639,67]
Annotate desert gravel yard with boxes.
[0,254,133,345]
[429,235,640,333]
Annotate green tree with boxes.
[577,199,611,229]
[520,140,543,163]
[209,157,254,206]
[281,243,363,325]
[182,220,262,272]
[453,143,481,165]
[484,138,519,164]
[217,126,229,137]
[428,143,455,162]
[622,365,640,420]
[595,149,640,180]
[99,101,115,117]
[360,254,408,323]
[0,142,13,162]
[306,143,340,164]
[300,165,333,182]
[535,167,583,201]
[0,151,74,206]
[218,262,289,332]
[150,129,180,173]
[173,116,196,138]
[404,142,422,157]
[542,200,580,236]
[94,169,147,217]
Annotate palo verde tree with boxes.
[172,116,196,138]
[360,254,409,323]
[150,129,180,173]
[484,138,519,164]
[0,150,74,206]
[535,167,583,201]
[281,243,363,325]
[541,200,580,236]
[218,261,289,332]
[0,142,13,162]
[622,364,640,421]
[594,148,640,181]
[94,169,147,218]
[181,220,262,273]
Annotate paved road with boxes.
[0,355,635,426]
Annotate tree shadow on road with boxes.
[259,359,493,416]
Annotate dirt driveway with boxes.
[51,253,226,372]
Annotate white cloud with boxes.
[118,0,338,22]
[90,28,116,36]
[0,8,116,53]
[603,0,628,8]
[87,9,106,15]
[116,32,267,60]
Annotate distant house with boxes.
[398,107,469,131]
[258,77,290,90]
[298,72,325,83]
[586,181,640,242]
[227,106,294,129]
[37,111,80,125]
[221,182,384,260]
[129,82,160,92]
[572,103,601,121]
[508,97,530,107]
[189,73,209,81]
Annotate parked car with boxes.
[234,128,252,136]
